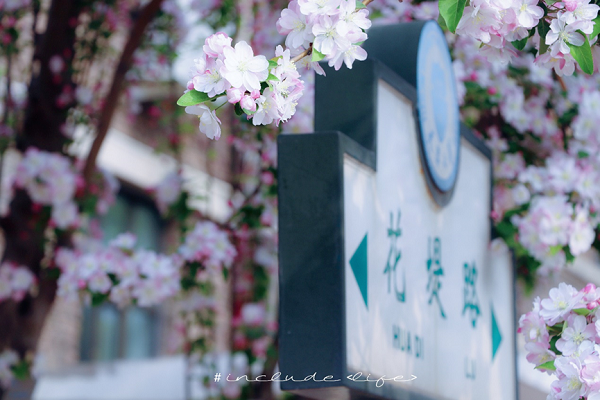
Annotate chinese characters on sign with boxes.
[384,210,405,303]
[463,262,481,328]
[427,237,446,319]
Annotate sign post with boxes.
[278,21,518,400]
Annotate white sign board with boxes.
[343,80,516,400]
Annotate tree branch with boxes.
[82,0,165,181]
[3,55,12,125]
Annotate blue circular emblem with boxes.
[417,22,460,194]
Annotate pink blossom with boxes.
[203,32,233,58]
[185,104,222,140]
[221,41,269,92]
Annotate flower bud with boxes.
[240,95,256,112]
[227,88,243,104]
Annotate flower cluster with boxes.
[10,148,119,228]
[447,0,600,75]
[276,0,371,72]
[55,233,182,307]
[515,195,596,271]
[493,147,599,267]
[184,32,305,139]
[519,283,600,399]
[182,0,373,139]
[0,262,35,302]
[438,32,600,280]
[572,90,600,150]
[179,221,237,271]
[13,148,81,229]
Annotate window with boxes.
[80,189,164,362]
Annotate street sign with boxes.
[278,21,517,400]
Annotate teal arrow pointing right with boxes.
[350,234,368,309]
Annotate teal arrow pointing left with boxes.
[350,234,368,309]
[491,305,502,361]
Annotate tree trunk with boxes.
[0,2,165,396]
[0,0,79,359]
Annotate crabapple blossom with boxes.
[276,0,313,49]
[14,148,77,208]
[298,0,341,16]
[512,0,544,29]
[192,58,230,98]
[185,104,222,140]
[221,42,269,92]
[240,302,267,326]
[512,184,531,205]
[203,32,233,58]
[556,315,596,355]
[540,283,583,325]
[440,0,600,75]
[0,262,35,302]
[524,341,556,366]
[569,209,596,256]
[547,16,585,56]
[561,0,600,33]
[182,0,372,138]
[521,284,600,399]
[178,221,237,271]
[55,233,182,307]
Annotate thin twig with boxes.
[82,0,164,181]
[3,55,12,124]
[291,44,312,63]
[555,74,567,92]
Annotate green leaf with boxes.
[573,307,592,316]
[91,292,109,306]
[437,14,448,30]
[11,360,30,380]
[268,59,278,69]
[234,102,244,116]
[548,245,563,256]
[536,361,556,371]
[311,49,326,62]
[438,0,467,33]
[356,0,366,8]
[565,246,576,263]
[495,221,517,238]
[537,20,550,55]
[578,150,590,159]
[512,37,528,51]
[591,15,600,40]
[267,73,279,81]
[503,202,530,219]
[549,335,561,355]
[568,34,594,75]
[548,323,562,334]
[177,90,211,107]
